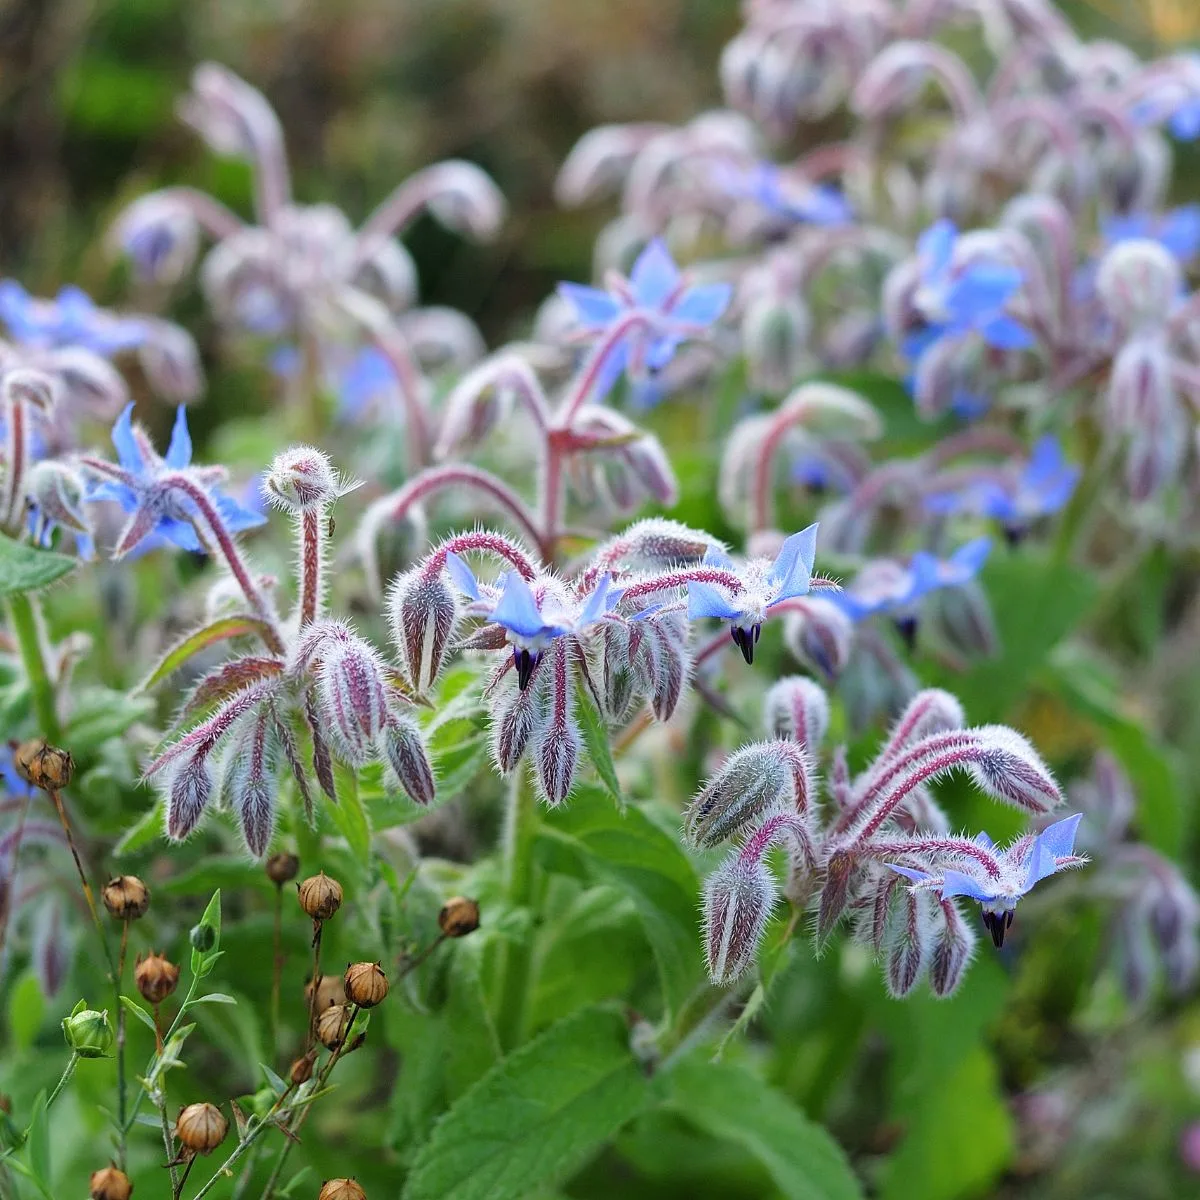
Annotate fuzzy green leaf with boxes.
[0,534,75,597]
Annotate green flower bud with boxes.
[190,921,217,952]
[62,1000,114,1059]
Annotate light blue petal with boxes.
[1023,840,1060,891]
[918,220,956,277]
[686,581,744,622]
[1159,205,1200,259]
[768,523,818,601]
[629,239,680,309]
[889,864,934,885]
[979,314,1035,350]
[111,404,145,474]
[491,571,548,639]
[670,283,731,327]
[703,544,734,569]
[975,481,1018,522]
[938,868,996,903]
[1025,435,1064,484]
[975,831,995,850]
[947,536,992,580]
[165,406,192,469]
[578,575,615,627]
[86,480,138,511]
[557,282,621,327]
[214,492,268,532]
[159,516,203,553]
[443,550,481,601]
[1034,812,1083,860]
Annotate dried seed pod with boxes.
[316,1004,351,1050]
[265,852,300,886]
[13,739,74,790]
[438,896,481,938]
[102,876,150,921]
[135,953,180,1005]
[343,962,389,1008]
[89,1164,133,1200]
[304,973,347,1011]
[319,1180,367,1200]
[289,1049,318,1086]
[298,872,343,922]
[174,1102,228,1155]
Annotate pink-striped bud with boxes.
[622,433,679,508]
[852,42,942,121]
[380,715,436,807]
[137,320,203,403]
[490,669,546,774]
[265,446,343,512]
[884,886,929,998]
[26,460,91,539]
[1107,333,1176,432]
[601,625,635,722]
[110,191,201,286]
[417,160,507,242]
[968,726,1061,814]
[1096,239,1181,332]
[555,123,663,207]
[223,710,276,857]
[742,293,811,393]
[925,583,998,660]
[166,754,214,841]
[703,853,777,985]
[533,718,580,807]
[782,597,853,682]
[763,677,829,747]
[929,899,975,997]
[592,519,713,575]
[435,354,544,459]
[317,635,389,766]
[684,744,796,849]
[387,567,459,693]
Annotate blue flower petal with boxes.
[443,551,481,601]
[671,283,731,327]
[979,314,1035,350]
[768,523,818,602]
[491,571,548,640]
[889,864,934,885]
[111,404,145,474]
[629,239,680,309]
[1034,812,1082,860]
[165,406,192,470]
[578,575,616,627]
[687,581,743,622]
[938,868,996,903]
[918,220,957,276]
[557,283,621,328]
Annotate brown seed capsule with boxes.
[134,953,180,1005]
[315,1003,351,1050]
[265,852,300,885]
[319,1180,367,1200]
[13,739,74,790]
[438,896,481,938]
[289,1049,318,1086]
[174,1102,228,1154]
[89,1164,133,1200]
[0,1094,11,1114]
[343,962,389,1008]
[102,875,150,921]
[297,872,343,922]
[303,973,347,1011]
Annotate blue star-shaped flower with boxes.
[686,525,818,664]
[890,812,1085,947]
[86,404,265,555]
[0,281,148,356]
[718,163,852,226]
[557,239,731,404]
[445,553,623,688]
[926,437,1079,536]
[904,220,1034,360]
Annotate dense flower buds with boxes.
[135,953,180,1005]
[298,873,343,922]
[388,566,459,694]
[703,855,777,985]
[174,1102,228,1155]
[438,896,481,938]
[764,677,830,747]
[62,1002,114,1058]
[264,446,344,512]
[13,739,74,790]
[89,1165,133,1200]
[343,962,389,1008]
[319,1180,367,1200]
[265,852,300,886]
[316,1003,352,1050]
[314,630,389,765]
[102,876,150,921]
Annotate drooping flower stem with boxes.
[44,1052,79,1112]
[495,766,538,1050]
[297,508,323,628]
[8,592,61,742]
[557,311,652,425]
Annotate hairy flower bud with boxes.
[490,671,545,774]
[742,293,811,393]
[703,853,777,985]
[1096,239,1181,331]
[14,739,74,790]
[165,754,214,842]
[89,1164,133,1200]
[533,717,581,807]
[415,160,506,241]
[110,191,201,285]
[379,715,436,807]
[102,875,150,922]
[782,598,853,682]
[137,319,203,403]
[388,566,459,694]
[26,459,92,541]
[968,727,1061,813]
[884,887,929,998]
[926,582,998,660]
[319,1180,367,1200]
[265,446,342,512]
[929,899,975,997]
[685,744,795,848]
[62,1001,113,1058]
[316,1003,352,1050]
[135,952,180,1005]
[438,896,481,937]
[298,872,343,922]
[763,677,829,747]
[317,634,389,765]
[265,852,300,886]
[174,1102,228,1155]
[343,962,389,1008]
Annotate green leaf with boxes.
[65,687,155,755]
[574,679,623,804]
[7,970,45,1050]
[194,992,237,1005]
[403,1007,650,1200]
[137,616,278,691]
[120,996,158,1035]
[191,890,223,977]
[665,1059,862,1200]
[112,800,164,857]
[25,1090,50,1196]
[261,1062,289,1096]
[327,766,371,864]
[0,534,75,597]
[540,786,703,1016]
